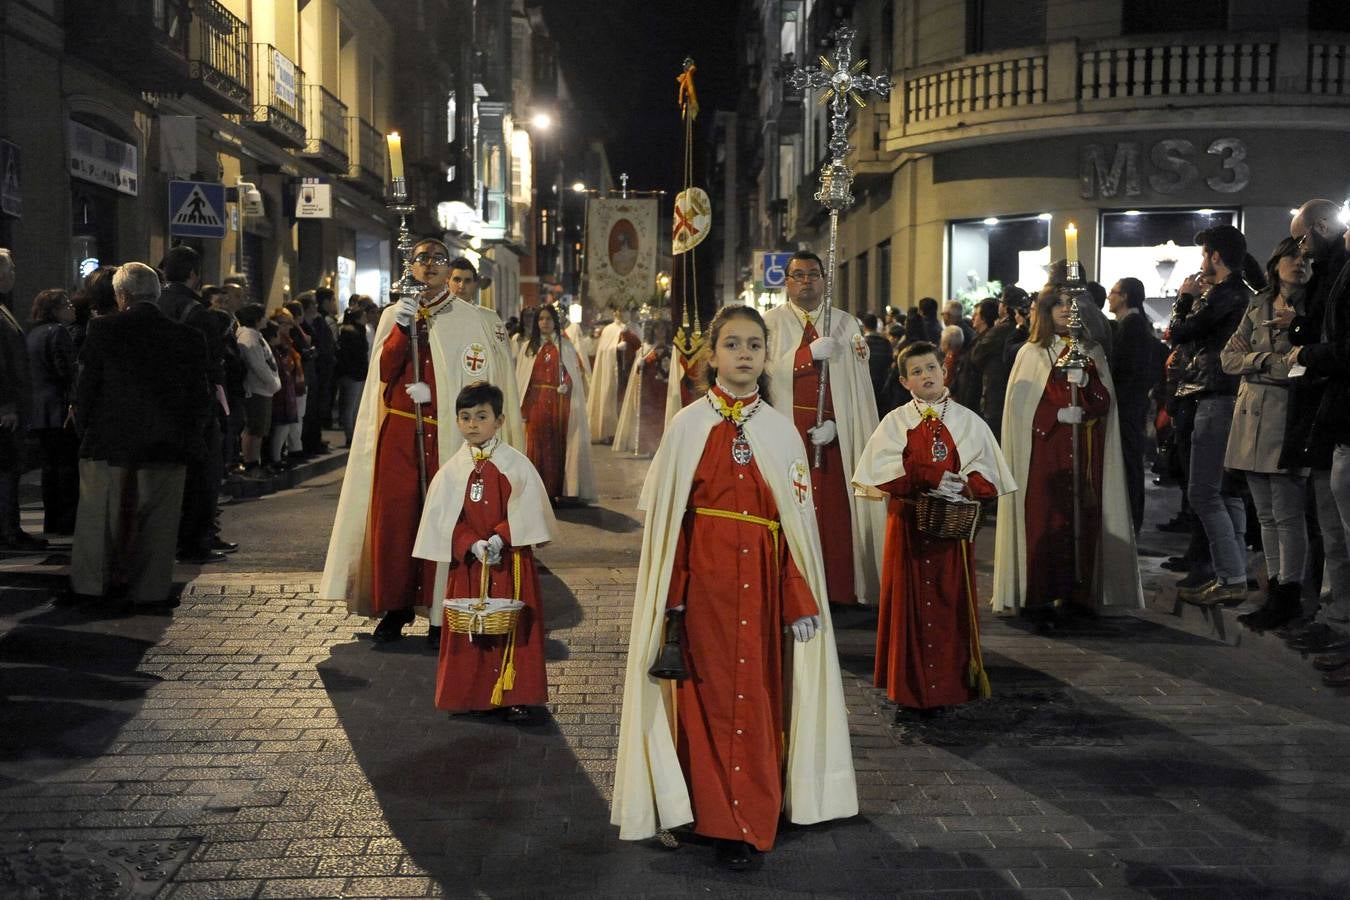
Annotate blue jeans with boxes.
[1188,395,1247,584]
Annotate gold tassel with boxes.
[961,542,992,699]
[490,550,524,706]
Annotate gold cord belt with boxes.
[387,407,438,426]
[692,507,779,535]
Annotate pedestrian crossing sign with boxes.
[169,180,227,238]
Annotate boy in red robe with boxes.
[412,381,557,724]
[854,342,1015,719]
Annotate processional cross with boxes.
[784,25,891,466]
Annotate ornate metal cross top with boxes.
[786,24,891,212]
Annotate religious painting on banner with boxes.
[586,199,658,309]
[672,187,711,255]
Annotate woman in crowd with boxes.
[1224,237,1312,629]
[515,303,596,503]
[265,310,303,469]
[335,305,369,447]
[939,324,964,388]
[25,288,78,534]
[993,278,1143,628]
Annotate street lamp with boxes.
[531,111,553,131]
[571,181,587,193]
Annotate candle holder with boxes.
[388,176,421,302]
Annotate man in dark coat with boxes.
[859,312,895,415]
[69,262,211,611]
[300,288,337,454]
[0,248,46,550]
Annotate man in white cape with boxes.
[319,251,524,634]
[611,395,858,845]
[992,317,1144,614]
[514,328,598,503]
[585,308,633,443]
[763,251,884,605]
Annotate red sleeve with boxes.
[1080,364,1112,419]
[1032,388,1062,438]
[451,514,478,563]
[964,471,999,500]
[780,545,820,620]
[492,472,514,546]
[665,524,691,609]
[379,325,410,383]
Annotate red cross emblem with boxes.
[462,341,487,376]
[789,460,810,506]
[673,204,700,243]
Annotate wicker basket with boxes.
[914,492,983,541]
[444,562,524,636]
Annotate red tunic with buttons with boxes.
[634,346,668,455]
[435,459,547,711]
[521,342,572,498]
[1024,353,1111,611]
[791,322,856,604]
[874,418,997,709]
[665,393,819,851]
[368,324,439,613]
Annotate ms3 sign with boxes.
[1079,138,1250,199]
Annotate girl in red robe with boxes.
[518,305,574,498]
[412,381,558,723]
[853,342,1014,719]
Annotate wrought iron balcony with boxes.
[343,117,386,196]
[186,0,251,115]
[247,43,305,150]
[303,85,349,173]
[65,0,190,90]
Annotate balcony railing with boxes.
[1309,39,1350,95]
[905,52,1047,124]
[1080,39,1274,100]
[248,43,305,149]
[303,85,349,173]
[344,117,386,195]
[65,0,191,90]
[186,0,251,114]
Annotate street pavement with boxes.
[3,448,1350,899]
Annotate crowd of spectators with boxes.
[0,244,384,612]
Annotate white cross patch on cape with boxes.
[462,341,488,377]
[852,333,869,362]
[493,323,507,343]
[789,459,811,507]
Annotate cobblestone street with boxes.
[3,454,1350,898]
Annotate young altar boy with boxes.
[412,381,557,724]
[852,342,1015,720]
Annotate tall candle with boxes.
[1064,222,1078,264]
[386,132,404,181]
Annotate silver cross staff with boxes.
[786,25,891,467]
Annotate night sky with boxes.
[537,0,740,194]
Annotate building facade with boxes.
[738,0,1350,315]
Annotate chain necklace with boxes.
[912,392,951,462]
[468,437,498,502]
[707,382,761,465]
[416,288,453,324]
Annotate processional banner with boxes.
[585,198,658,308]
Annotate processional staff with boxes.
[785,26,891,468]
[1055,228,1092,588]
[386,132,428,500]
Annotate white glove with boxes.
[1065,366,1087,387]
[486,534,504,565]
[558,381,570,395]
[938,471,967,496]
[809,336,841,361]
[808,420,837,446]
[470,539,490,563]
[1057,406,1084,425]
[393,295,420,327]
[405,382,431,405]
[788,615,821,642]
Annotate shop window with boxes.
[948,214,1050,303]
[855,250,869,314]
[1098,208,1238,307]
[1308,0,1350,31]
[1122,0,1228,35]
[967,0,1046,55]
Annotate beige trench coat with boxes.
[1220,288,1306,475]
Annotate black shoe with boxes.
[371,610,414,643]
[1290,624,1350,653]
[715,839,753,871]
[178,549,228,564]
[210,538,239,554]
[0,531,49,551]
[1160,556,1190,573]
[1157,517,1191,534]
[503,705,536,725]
[427,625,441,651]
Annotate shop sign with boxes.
[69,120,138,196]
[0,140,19,217]
[1080,138,1249,200]
[295,177,332,218]
[273,49,297,111]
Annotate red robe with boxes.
[634,346,668,456]
[666,400,819,851]
[875,420,997,709]
[617,330,642,398]
[791,323,856,605]
[1024,354,1111,611]
[435,460,548,710]
[368,325,439,613]
[521,343,572,498]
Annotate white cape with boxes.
[611,398,858,841]
[853,397,1017,499]
[318,299,524,613]
[613,344,666,456]
[991,337,1144,612]
[514,337,598,502]
[585,321,628,442]
[763,303,885,604]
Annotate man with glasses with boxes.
[763,250,884,607]
[321,243,523,648]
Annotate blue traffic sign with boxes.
[168,180,227,238]
[763,252,792,288]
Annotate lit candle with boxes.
[386,132,404,181]
[1064,222,1078,264]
